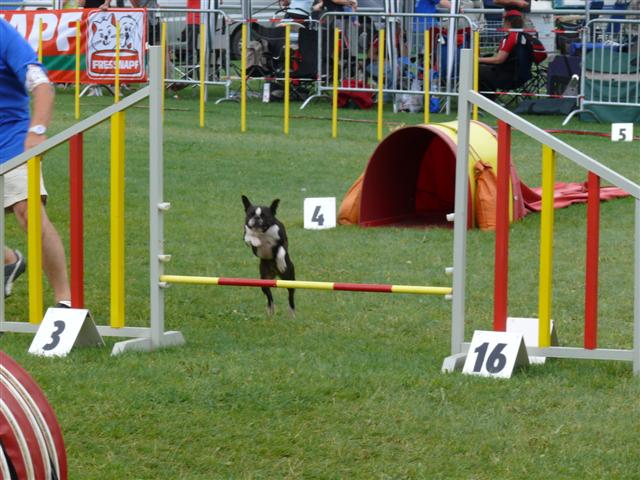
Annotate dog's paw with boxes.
[244,227,262,247]
[266,304,275,317]
[288,306,296,318]
[276,246,287,273]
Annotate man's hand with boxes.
[24,132,47,152]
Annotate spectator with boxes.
[131,0,161,46]
[184,0,201,65]
[493,0,529,13]
[0,0,21,10]
[478,9,533,99]
[279,0,319,78]
[0,18,72,306]
[78,0,110,10]
[415,0,451,31]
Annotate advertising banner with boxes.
[0,9,147,83]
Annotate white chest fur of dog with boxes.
[244,224,287,273]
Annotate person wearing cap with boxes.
[477,9,533,98]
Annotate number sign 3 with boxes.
[29,308,104,357]
[462,330,530,379]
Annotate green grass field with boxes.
[1,86,639,479]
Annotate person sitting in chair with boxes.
[478,9,534,99]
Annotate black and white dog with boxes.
[242,195,296,316]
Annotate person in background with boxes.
[415,0,451,31]
[0,0,22,10]
[493,0,529,13]
[478,9,533,98]
[185,0,201,65]
[78,0,110,10]
[279,0,320,78]
[131,0,161,46]
[0,18,72,307]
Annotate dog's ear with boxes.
[241,195,251,211]
[270,199,280,215]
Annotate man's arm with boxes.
[478,49,509,64]
[25,83,55,151]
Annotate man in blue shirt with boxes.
[415,0,451,31]
[0,18,71,306]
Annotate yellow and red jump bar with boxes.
[160,275,452,296]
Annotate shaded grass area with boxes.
[1,88,639,479]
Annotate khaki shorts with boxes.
[4,164,48,209]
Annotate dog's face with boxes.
[242,195,280,232]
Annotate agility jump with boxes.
[443,49,640,374]
[0,47,184,356]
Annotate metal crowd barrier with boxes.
[235,16,322,102]
[304,12,476,113]
[151,7,232,100]
[564,17,640,123]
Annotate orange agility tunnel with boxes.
[339,120,527,229]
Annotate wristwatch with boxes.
[28,124,47,135]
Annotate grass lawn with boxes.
[1,85,639,479]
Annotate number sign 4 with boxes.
[462,330,530,379]
[29,308,104,357]
[303,197,336,230]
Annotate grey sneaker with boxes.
[4,249,26,297]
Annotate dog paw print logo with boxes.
[86,11,146,81]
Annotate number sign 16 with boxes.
[462,330,529,379]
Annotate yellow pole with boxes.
[241,23,247,132]
[473,30,479,121]
[377,28,385,141]
[284,23,290,135]
[28,18,45,324]
[37,19,43,62]
[331,27,340,139]
[110,22,126,327]
[75,20,80,119]
[109,110,126,328]
[27,157,43,324]
[115,22,120,103]
[199,21,206,128]
[423,29,430,125]
[161,21,166,121]
[538,145,555,347]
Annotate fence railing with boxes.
[563,17,640,123]
[303,12,476,113]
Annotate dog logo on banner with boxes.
[86,11,146,81]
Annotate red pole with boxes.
[69,133,84,308]
[493,121,511,331]
[584,171,600,349]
